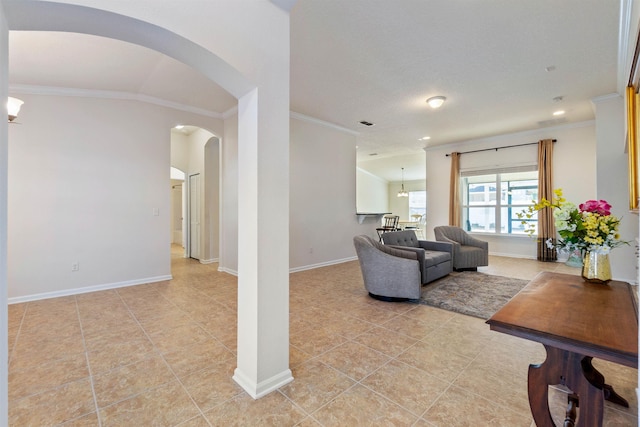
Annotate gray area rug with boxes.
[417,271,529,319]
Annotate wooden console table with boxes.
[486,271,638,427]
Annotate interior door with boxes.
[189,173,200,260]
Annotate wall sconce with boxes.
[7,97,24,122]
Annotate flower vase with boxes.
[581,251,611,284]
[565,249,583,268]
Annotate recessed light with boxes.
[175,125,184,129]
[418,136,431,141]
[545,65,556,72]
[553,110,565,116]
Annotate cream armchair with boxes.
[434,225,488,271]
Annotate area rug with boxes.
[417,271,529,319]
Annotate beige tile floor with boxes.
[7,249,638,426]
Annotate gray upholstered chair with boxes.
[381,230,453,284]
[353,235,422,301]
[433,225,488,271]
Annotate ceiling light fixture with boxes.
[426,96,446,109]
[553,110,565,116]
[397,167,409,198]
[174,124,184,130]
[7,97,24,122]
[418,136,431,141]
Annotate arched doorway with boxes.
[1,1,291,410]
[170,126,221,264]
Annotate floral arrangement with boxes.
[517,188,627,254]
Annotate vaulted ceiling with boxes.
[7,0,622,181]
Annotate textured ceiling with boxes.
[7,0,621,182]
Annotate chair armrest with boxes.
[387,245,426,277]
[379,244,420,260]
[418,240,454,255]
[463,234,489,249]
[432,234,460,249]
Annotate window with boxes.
[461,167,537,235]
[408,191,426,217]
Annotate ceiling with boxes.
[7,1,621,182]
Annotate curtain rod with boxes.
[444,139,556,157]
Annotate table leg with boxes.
[528,345,605,427]
[581,357,629,407]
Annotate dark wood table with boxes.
[486,271,638,427]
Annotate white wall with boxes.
[388,179,426,220]
[170,179,183,245]
[356,167,388,213]
[425,122,598,259]
[290,116,379,270]
[220,113,239,274]
[204,137,220,262]
[7,94,222,301]
[424,115,638,282]
[594,94,638,284]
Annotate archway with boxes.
[0,0,292,415]
[170,126,221,263]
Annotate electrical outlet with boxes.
[72,262,79,272]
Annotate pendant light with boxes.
[397,167,409,197]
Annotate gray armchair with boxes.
[353,235,422,301]
[433,225,488,270]
[381,230,453,284]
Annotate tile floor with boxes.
[7,249,638,426]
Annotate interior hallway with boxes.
[7,247,638,426]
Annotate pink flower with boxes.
[579,199,611,216]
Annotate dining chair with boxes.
[376,215,400,242]
[404,214,426,238]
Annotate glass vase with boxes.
[581,251,611,284]
[565,249,583,268]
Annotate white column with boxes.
[233,88,292,398]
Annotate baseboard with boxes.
[489,251,537,260]
[218,266,238,276]
[289,256,357,273]
[200,258,219,264]
[217,257,358,276]
[8,275,173,304]
[233,367,294,399]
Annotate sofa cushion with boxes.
[372,238,418,260]
[424,250,451,267]
[381,230,420,248]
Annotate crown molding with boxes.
[222,105,238,119]
[290,111,359,136]
[8,84,224,119]
[423,120,595,153]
